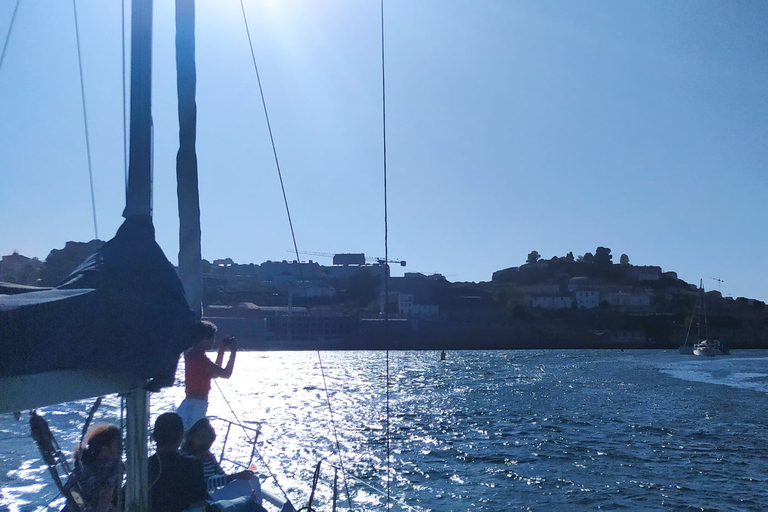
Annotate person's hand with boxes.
[222,335,237,350]
[232,469,254,480]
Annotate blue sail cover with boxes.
[0,216,196,393]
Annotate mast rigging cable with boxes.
[122,0,129,190]
[380,0,392,508]
[0,0,21,76]
[238,0,300,264]
[237,3,356,509]
[72,0,99,240]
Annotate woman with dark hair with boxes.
[177,320,239,430]
[65,424,122,512]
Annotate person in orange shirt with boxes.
[176,320,237,430]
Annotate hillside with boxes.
[2,245,767,350]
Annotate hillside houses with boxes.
[0,252,42,286]
[521,283,653,312]
[398,293,440,318]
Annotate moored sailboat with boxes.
[678,280,728,356]
[678,281,704,354]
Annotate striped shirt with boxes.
[179,448,229,492]
[201,451,229,491]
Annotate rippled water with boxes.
[3,350,768,511]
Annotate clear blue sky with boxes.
[1,1,767,301]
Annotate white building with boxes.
[575,290,600,309]
[525,295,574,310]
[603,291,652,309]
[293,283,336,298]
[568,277,591,292]
[398,293,439,318]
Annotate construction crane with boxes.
[710,276,724,294]
[288,250,334,260]
[368,255,406,266]
[288,250,406,266]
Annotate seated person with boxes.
[64,424,122,512]
[149,412,207,512]
[181,418,257,499]
[149,412,263,512]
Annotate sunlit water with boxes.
[3,350,768,511]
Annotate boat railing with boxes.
[206,416,296,511]
[208,415,261,472]
[207,416,419,511]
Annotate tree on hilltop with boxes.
[620,253,630,265]
[526,251,541,265]
[565,251,574,263]
[595,247,613,266]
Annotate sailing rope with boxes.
[29,411,83,512]
[316,351,354,510]
[79,396,104,447]
[0,0,21,76]
[380,0,392,508]
[300,461,322,512]
[72,0,99,240]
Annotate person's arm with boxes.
[209,469,255,489]
[214,343,226,366]
[227,469,254,482]
[207,337,237,379]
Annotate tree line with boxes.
[526,247,630,266]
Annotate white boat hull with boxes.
[693,339,727,356]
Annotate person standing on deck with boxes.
[177,320,237,430]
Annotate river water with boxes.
[3,350,768,511]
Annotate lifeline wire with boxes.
[213,379,252,442]
[0,0,21,75]
[72,0,99,240]
[380,0,392,508]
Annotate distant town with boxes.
[2,243,767,350]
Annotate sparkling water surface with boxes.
[2,350,768,511]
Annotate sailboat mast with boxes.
[124,1,153,511]
[123,0,153,218]
[175,0,203,318]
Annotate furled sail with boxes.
[0,215,196,413]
